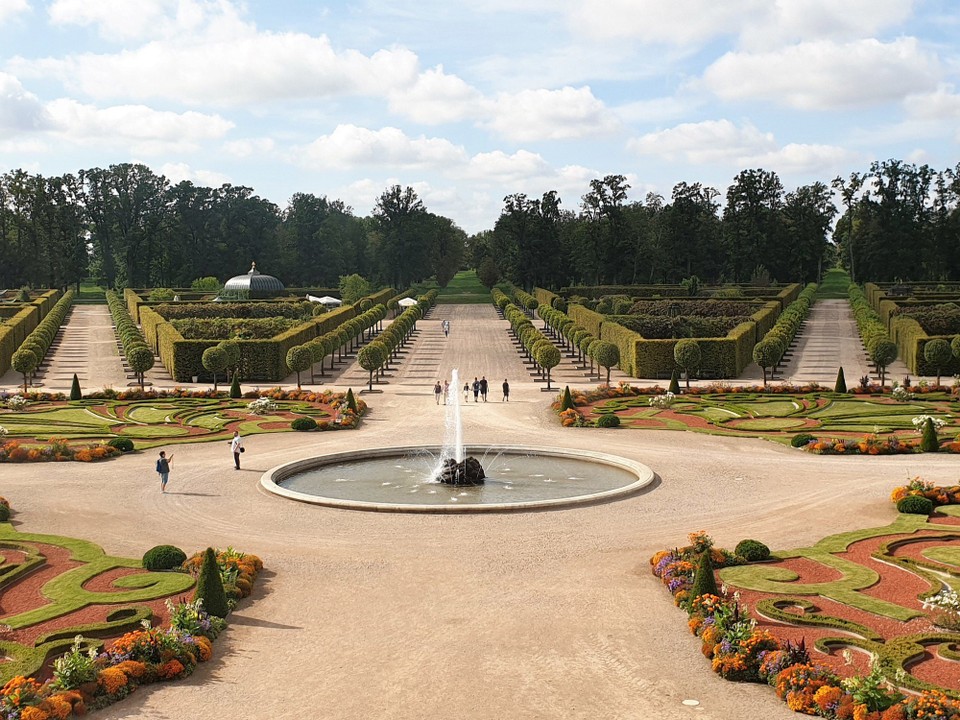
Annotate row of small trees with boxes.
[535,303,620,383]
[849,285,900,386]
[11,290,75,392]
[356,293,438,391]
[752,283,817,385]
[286,304,390,389]
[106,291,155,389]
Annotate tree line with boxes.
[2,159,959,293]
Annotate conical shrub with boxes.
[69,373,82,401]
[690,550,719,600]
[346,388,358,413]
[193,547,230,618]
[229,373,241,399]
[668,368,680,395]
[921,418,940,453]
[834,367,847,393]
[560,386,574,411]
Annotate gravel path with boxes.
[3,304,957,719]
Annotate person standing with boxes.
[480,376,488,402]
[230,430,244,470]
[472,377,480,402]
[502,379,510,402]
[463,382,470,401]
[156,450,173,492]
[434,381,443,405]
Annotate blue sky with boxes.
[1,0,959,233]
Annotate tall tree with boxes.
[372,185,428,289]
[781,182,836,284]
[722,168,785,282]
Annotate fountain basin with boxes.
[260,445,655,513]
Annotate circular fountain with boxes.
[260,370,654,513]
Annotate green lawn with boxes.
[815,268,851,299]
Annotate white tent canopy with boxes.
[397,297,418,307]
[307,294,343,307]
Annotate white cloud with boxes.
[298,125,467,170]
[0,0,29,23]
[158,162,231,187]
[702,38,939,110]
[903,84,960,121]
[629,119,776,164]
[387,65,484,124]
[13,32,420,106]
[0,72,48,131]
[565,0,764,45]
[465,150,550,183]
[564,0,917,48]
[223,137,276,158]
[485,86,618,141]
[44,99,233,152]
[744,143,858,174]
[47,0,234,41]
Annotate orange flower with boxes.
[157,659,185,679]
[114,660,147,678]
[20,707,50,720]
[194,636,213,662]
[98,666,128,694]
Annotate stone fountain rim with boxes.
[259,444,655,513]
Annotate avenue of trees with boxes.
[3,159,960,293]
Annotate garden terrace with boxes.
[556,283,802,310]
[563,383,960,451]
[864,282,960,376]
[129,288,393,382]
[0,389,364,458]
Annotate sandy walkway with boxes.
[1,305,955,719]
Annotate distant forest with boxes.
[1,159,959,292]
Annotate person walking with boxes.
[463,382,470,401]
[480,376,488,402]
[502,379,510,402]
[472,377,480,402]
[434,381,443,405]
[156,450,173,492]
[443,320,449,337]
[230,430,244,470]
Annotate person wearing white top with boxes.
[230,431,244,470]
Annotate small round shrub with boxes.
[896,495,934,516]
[791,433,816,448]
[595,414,620,428]
[735,539,771,562]
[291,417,318,432]
[142,544,187,571]
[0,504,10,522]
[107,437,135,452]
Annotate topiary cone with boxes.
[229,373,241,399]
[346,388,358,413]
[690,550,719,600]
[921,417,940,453]
[834,367,847,393]
[193,547,230,618]
[668,368,680,395]
[70,373,82,401]
[560,385,574,411]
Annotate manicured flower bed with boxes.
[554,383,960,453]
[649,492,960,719]
[0,504,262,718]
[0,387,367,462]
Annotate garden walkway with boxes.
[740,299,914,386]
[0,305,127,394]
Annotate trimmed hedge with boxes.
[0,290,61,376]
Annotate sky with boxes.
[1,0,959,234]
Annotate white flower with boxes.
[247,397,278,415]
[648,392,676,409]
[892,386,913,401]
[0,426,7,437]
[5,395,28,411]
[912,415,946,433]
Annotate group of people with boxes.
[434,376,510,404]
[156,430,245,492]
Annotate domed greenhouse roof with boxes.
[222,262,285,299]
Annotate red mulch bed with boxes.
[0,541,187,668]
[727,529,960,689]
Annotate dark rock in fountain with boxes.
[438,456,486,486]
